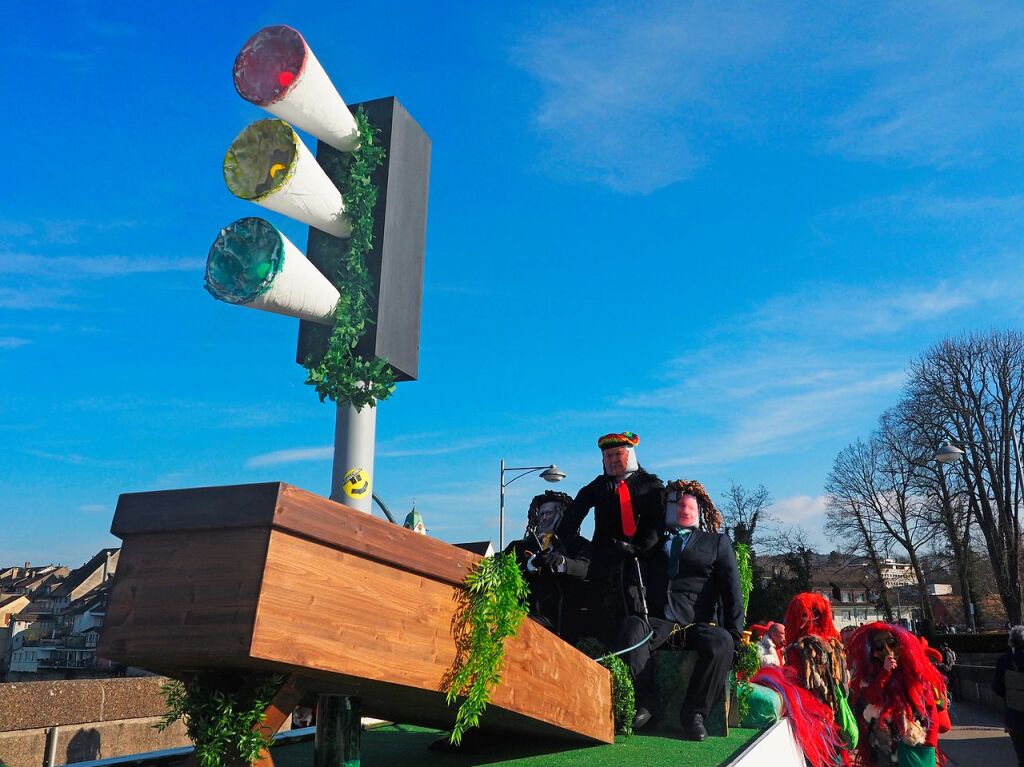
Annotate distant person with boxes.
[939,642,956,677]
[992,625,1024,765]
[754,622,785,667]
[504,491,591,643]
[558,431,664,640]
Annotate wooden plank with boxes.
[272,484,479,587]
[249,530,614,743]
[111,483,282,537]
[98,528,269,665]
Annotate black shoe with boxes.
[632,707,652,731]
[681,712,706,742]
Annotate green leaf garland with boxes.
[155,671,283,767]
[731,641,761,723]
[302,108,395,411]
[735,542,752,615]
[576,637,636,737]
[445,553,529,745]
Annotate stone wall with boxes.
[951,664,1003,713]
[0,677,189,767]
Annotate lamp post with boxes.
[499,461,566,550]
[932,437,1024,633]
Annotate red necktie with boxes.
[617,480,636,537]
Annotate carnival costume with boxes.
[618,479,743,740]
[503,491,591,643]
[848,622,950,767]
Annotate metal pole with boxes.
[331,401,377,513]
[314,695,360,767]
[499,459,505,551]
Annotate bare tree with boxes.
[906,331,1024,623]
[722,482,772,547]
[894,395,979,629]
[825,440,895,621]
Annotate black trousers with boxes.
[619,615,735,718]
[1010,727,1024,767]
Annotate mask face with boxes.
[535,501,563,535]
[665,492,700,529]
[871,631,899,663]
[602,447,631,477]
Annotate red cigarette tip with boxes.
[278,71,295,88]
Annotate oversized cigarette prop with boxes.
[223,118,351,238]
[205,217,340,324]
[233,24,360,153]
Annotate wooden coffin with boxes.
[98,482,614,744]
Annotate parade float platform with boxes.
[264,724,765,767]
[97,482,614,744]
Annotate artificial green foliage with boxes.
[576,638,636,737]
[446,553,529,745]
[155,671,283,767]
[731,641,761,722]
[734,543,753,615]
[302,108,395,411]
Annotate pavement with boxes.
[941,700,1018,767]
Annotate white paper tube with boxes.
[233,25,360,153]
[205,217,340,324]
[224,119,352,238]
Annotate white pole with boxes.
[330,402,376,513]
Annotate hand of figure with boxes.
[534,549,564,570]
[884,656,897,672]
[610,540,639,559]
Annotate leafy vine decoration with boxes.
[155,671,284,767]
[576,637,637,737]
[732,640,762,722]
[302,108,395,411]
[445,553,529,745]
[735,542,753,615]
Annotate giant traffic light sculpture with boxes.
[206,24,430,513]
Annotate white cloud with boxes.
[749,278,1008,338]
[513,2,1024,191]
[512,1,787,193]
[246,446,333,469]
[826,1,1024,165]
[78,504,108,514]
[0,253,201,278]
[0,287,74,310]
[0,337,31,348]
[766,494,828,526]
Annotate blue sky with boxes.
[4,1,1024,568]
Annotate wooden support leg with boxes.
[314,695,361,767]
[251,674,310,767]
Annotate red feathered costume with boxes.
[753,665,845,767]
[848,623,950,767]
[783,593,851,716]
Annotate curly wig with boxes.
[665,479,723,532]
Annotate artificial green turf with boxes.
[270,724,760,767]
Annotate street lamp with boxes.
[934,441,965,464]
[499,461,567,550]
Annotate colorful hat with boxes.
[597,431,639,450]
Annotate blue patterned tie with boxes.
[669,528,691,579]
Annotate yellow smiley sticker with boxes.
[342,467,371,500]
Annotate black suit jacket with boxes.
[558,469,664,553]
[646,529,745,641]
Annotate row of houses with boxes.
[0,549,121,681]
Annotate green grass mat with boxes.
[271,724,761,767]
